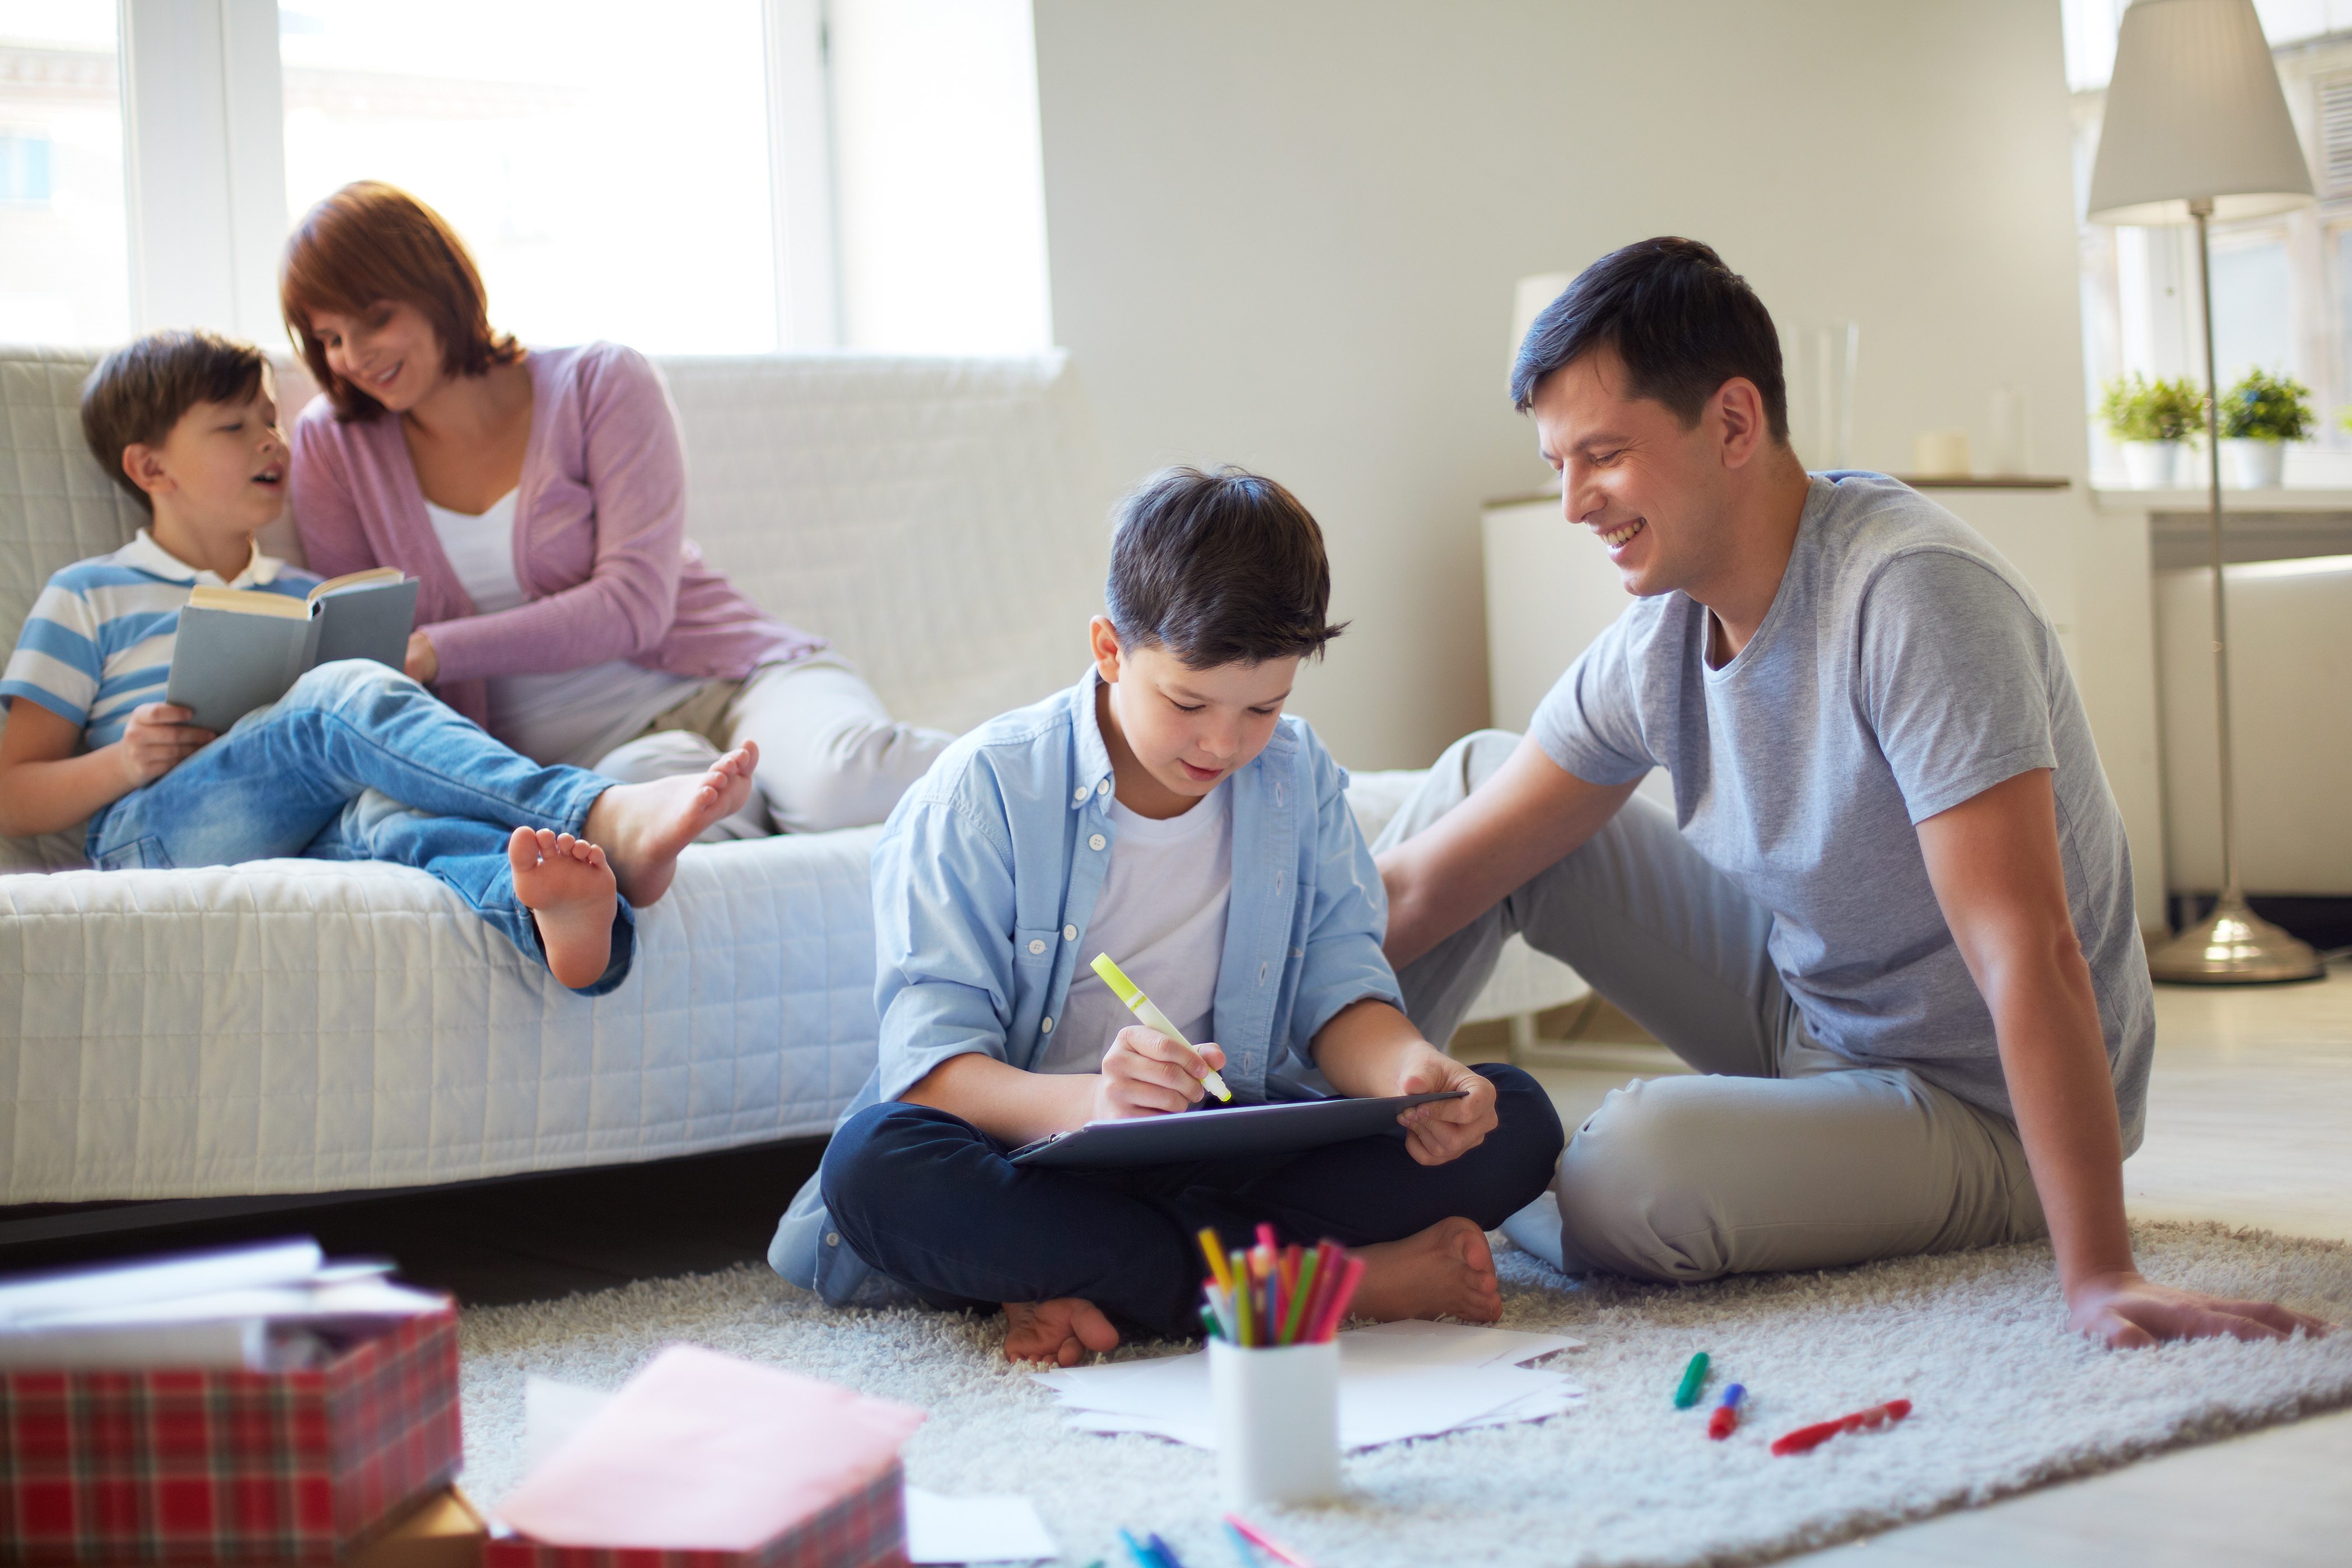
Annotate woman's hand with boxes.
[404,631,439,684]
[1093,1026,1227,1121]
[113,702,214,787]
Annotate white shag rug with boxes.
[455,1221,2352,1568]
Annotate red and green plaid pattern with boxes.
[0,1306,461,1565]
[484,1459,908,1568]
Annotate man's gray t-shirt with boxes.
[1530,472,2153,1149]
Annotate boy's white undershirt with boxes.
[1039,779,1233,1076]
[422,490,698,767]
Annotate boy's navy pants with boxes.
[818,1063,1562,1338]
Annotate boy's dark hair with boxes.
[1105,466,1346,668]
[81,329,268,514]
[1509,237,1788,441]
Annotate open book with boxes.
[165,567,420,733]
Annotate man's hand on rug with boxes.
[1001,1297,1121,1366]
[2067,1271,2334,1348]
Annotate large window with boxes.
[0,0,128,346]
[2069,2,2352,479]
[279,1,780,354]
[0,2,1052,358]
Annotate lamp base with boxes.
[2147,891,2325,984]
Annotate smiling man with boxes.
[1375,237,2328,1347]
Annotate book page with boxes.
[307,566,406,603]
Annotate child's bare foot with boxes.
[581,742,760,907]
[1002,1298,1121,1366]
[1350,1216,1502,1324]
[510,827,618,989]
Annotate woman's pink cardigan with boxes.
[290,341,819,732]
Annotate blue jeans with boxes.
[816,1063,1563,1337]
[86,659,633,995]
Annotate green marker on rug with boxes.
[1674,1351,1711,1408]
[1091,952,1233,1103]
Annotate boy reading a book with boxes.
[771,466,1563,1363]
[0,329,757,994]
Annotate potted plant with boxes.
[2219,367,2311,487]
[2099,374,2206,487]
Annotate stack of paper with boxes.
[492,1345,926,1566]
[0,1237,449,1370]
[1033,1320,1584,1450]
[527,1374,1060,1566]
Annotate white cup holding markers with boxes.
[1199,1224,1362,1509]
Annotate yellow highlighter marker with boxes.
[1090,952,1233,1103]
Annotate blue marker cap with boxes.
[1719,1382,1747,1409]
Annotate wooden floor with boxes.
[1483,966,2352,1568]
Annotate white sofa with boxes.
[0,346,1580,1211]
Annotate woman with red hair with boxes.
[281,181,950,835]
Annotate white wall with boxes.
[1033,0,2168,924]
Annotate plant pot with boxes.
[2118,440,2185,487]
[2223,437,2286,488]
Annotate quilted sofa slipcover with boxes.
[0,348,1114,1203]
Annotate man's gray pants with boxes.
[1375,731,2049,1283]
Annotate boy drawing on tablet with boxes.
[771,466,1562,1362]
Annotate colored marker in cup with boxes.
[1092,953,1233,1103]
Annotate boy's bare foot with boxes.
[581,742,760,907]
[1002,1298,1121,1366]
[510,827,618,989]
[1350,1216,1502,1324]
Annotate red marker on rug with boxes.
[1770,1398,1912,1456]
[1707,1383,1746,1440]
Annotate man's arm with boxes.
[0,699,212,839]
[1916,768,2330,1347]
[1378,734,1637,970]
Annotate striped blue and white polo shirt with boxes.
[1,531,317,748]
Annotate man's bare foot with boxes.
[510,827,618,989]
[1350,1216,1501,1324]
[1002,1298,1121,1366]
[581,742,760,907]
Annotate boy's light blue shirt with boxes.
[769,666,1404,1303]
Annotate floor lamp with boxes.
[2087,0,2324,983]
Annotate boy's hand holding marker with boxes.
[1091,954,1234,1118]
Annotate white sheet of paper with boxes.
[1342,1319,1583,1365]
[1042,1345,1582,1451]
[0,1240,326,1328]
[903,1487,1058,1564]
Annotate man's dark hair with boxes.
[1105,465,1346,668]
[81,329,268,514]
[1509,237,1788,440]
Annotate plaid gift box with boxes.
[483,1461,908,1568]
[0,1306,461,1565]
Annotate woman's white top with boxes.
[423,491,701,768]
[1038,780,1234,1076]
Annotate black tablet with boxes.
[1006,1090,1469,1169]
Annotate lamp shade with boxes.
[2086,0,2314,226]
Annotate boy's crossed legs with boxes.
[88,659,758,991]
[819,1062,1564,1364]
